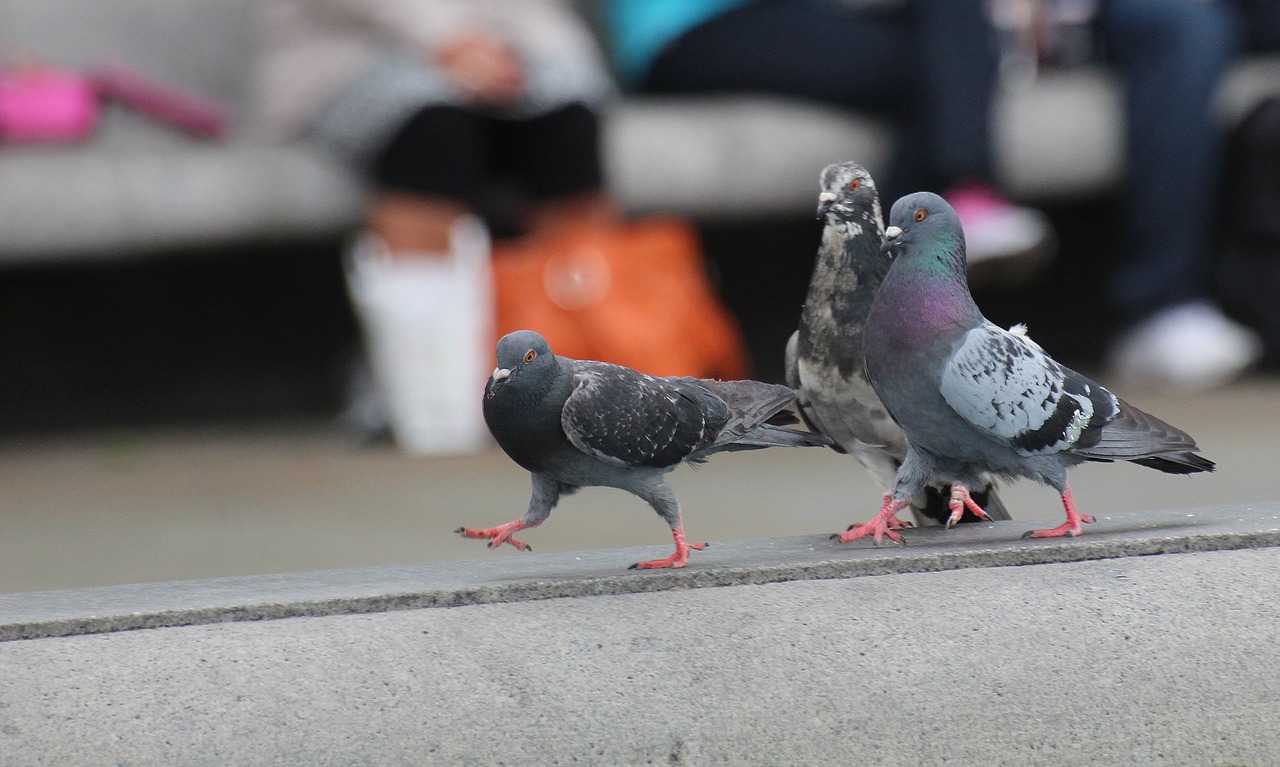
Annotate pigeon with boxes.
[785,161,1010,531]
[458,329,831,569]
[840,191,1214,544]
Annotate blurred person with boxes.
[258,0,618,250]
[605,0,1057,275]
[255,0,618,452]
[256,0,750,451]
[1078,0,1268,390]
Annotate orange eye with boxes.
[848,179,860,191]
[914,209,927,222]
[524,350,537,363]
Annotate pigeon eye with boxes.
[524,350,537,363]
[914,209,927,222]
[848,179,860,191]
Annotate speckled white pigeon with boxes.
[841,192,1214,544]
[459,330,831,569]
[786,162,1009,531]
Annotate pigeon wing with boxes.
[940,323,1117,456]
[561,363,722,469]
[784,330,835,444]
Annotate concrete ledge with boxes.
[5,504,1280,766]
[4,501,1278,642]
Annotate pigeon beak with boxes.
[880,226,904,259]
[485,367,511,399]
[816,191,838,219]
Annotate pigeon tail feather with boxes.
[1074,398,1212,473]
[724,423,833,451]
[1129,453,1216,474]
[696,379,798,440]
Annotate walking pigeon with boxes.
[842,192,1214,544]
[785,162,1010,530]
[458,330,831,569]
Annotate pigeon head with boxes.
[486,329,556,400]
[882,192,966,270]
[816,161,882,227]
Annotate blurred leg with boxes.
[643,0,908,107]
[897,0,999,191]
[499,102,620,235]
[1236,0,1280,51]
[1102,1,1261,390]
[368,105,489,253]
[642,0,998,196]
[364,193,470,255]
[1099,0,1242,320]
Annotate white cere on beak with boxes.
[884,226,903,240]
[817,191,838,204]
[491,367,511,382]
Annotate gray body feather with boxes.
[865,193,1213,511]
[786,162,1009,524]
[482,330,829,537]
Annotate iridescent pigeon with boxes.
[842,192,1213,544]
[459,330,831,569]
[786,162,1009,530]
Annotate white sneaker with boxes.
[1107,301,1263,392]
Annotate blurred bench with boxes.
[3,0,1280,263]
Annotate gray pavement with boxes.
[2,376,1280,765]
[3,541,1279,765]
[3,502,1279,641]
[2,378,1279,594]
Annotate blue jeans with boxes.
[642,0,999,198]
[1098,0,1242,321]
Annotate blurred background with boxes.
[2,0,1279,594]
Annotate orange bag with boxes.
[492,216,750,379]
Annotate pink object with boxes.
[942,180,1054,264]
[942,181,1012,227]
[93,60,231,138]
[0,68,100,143]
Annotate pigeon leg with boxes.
[881,494,916,531]
[629,524,708,570]
[1022,484,1096,539]
[833,495,910,545]
[630,488,706,570]
[946,483,992,529]
[455,473,558,552]
[862,493,914,531]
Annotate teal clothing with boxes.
[607,0,749,85]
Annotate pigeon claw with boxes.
[945,483,992,529]
[629,527,705,570]
[1022,514,1096,539]
[835,497,911,546]
[456,520,533,552]
[845,516,912,534]
[1022,486,1095,539]
[834,523,902,546]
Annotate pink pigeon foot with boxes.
[833,495,911,545]
[630,525,707,570]
[946,483,993,528]
[1022,486,1096,538]
[456,519,536,551]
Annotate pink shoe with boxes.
[944,182,1056,282]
